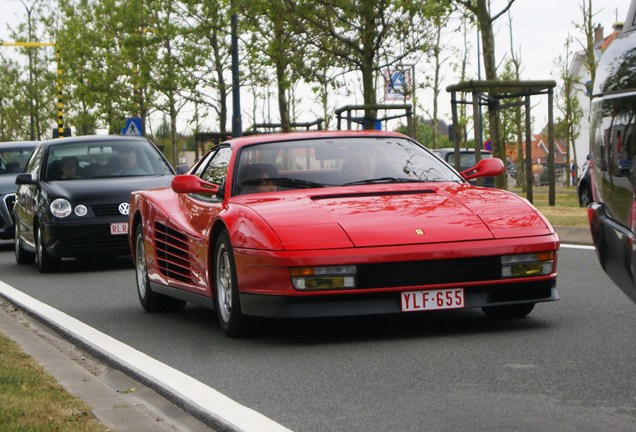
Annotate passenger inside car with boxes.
[339,147,381,184]
[237,163,278,194]
[60,156,82,179]
[116,149,147,175]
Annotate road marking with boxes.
[0,280,291,432]
[560,244,595,250]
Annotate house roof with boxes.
[598,30,620,52]
[506,134,567,164]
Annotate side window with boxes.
[25,146,44,179]
[200,146,232,184]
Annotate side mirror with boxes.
[171,174,220,195]
[460,158,505,180]
[15,173,36,185]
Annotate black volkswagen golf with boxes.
[587,0,636,304]
[13,135,174,272]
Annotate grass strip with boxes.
[0,332,108,432]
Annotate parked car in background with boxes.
[587,0,636,304]
[129,130,559,337]
[577,155,592,207]
[13,135,174,272]
[432,148,496,187]
[0,141,38,240]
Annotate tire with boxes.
[36,223,59,273]
[214,230,249,337]
[482,303,535,319]
[14,223,35,265]
[134,224,185,312]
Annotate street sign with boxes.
[385,69,412,100]
[122,117,142,136]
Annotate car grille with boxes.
[92,203,126,216]
[2,194,16,224]
[59,232,130,252]
[357,256,501,288]
[153,222,193,284]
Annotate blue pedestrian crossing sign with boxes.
[386,69,411,100]
[122,117,142,136]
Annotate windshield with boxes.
[44,140,173,181]
[0,147,34,174]
[234,137,462,195]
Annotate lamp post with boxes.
[231,10,242,137]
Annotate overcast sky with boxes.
[0,0,630,133]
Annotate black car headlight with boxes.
[50,199,88,218]
[50,198,72,218]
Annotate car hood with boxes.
[44,176,174,203]
[242,184,553,250]
[0,174,19,195]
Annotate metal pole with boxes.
[525,95,533,203]
[548,87,555,206]
[231,12,242,137]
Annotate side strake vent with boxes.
[153,222,192,283]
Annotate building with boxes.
[567,23,623,173]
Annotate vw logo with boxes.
[118,202,130,215]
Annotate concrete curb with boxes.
[554,226,592,246]
[0,281,292,432]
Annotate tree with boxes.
[575,0,597,108]
[181,0,233,134]
[555,35,584,187]
[420,5,453,148]
[7,0,57,140]
[452,0,517,188]
[447,11,475,152]
[241,0,304,131]
[286,0,441,129]
[0,55,27,140]
[505,8,525,190]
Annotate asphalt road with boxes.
[0,241,635,431]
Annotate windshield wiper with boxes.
[242,177,326,189]
[342,177,424,186]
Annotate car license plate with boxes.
[110,222,128,235]
[400,288,464,312]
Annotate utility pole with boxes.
[231,11,242,138]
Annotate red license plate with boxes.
[400,288,465,312]
[110,222,128,235]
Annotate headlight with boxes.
[501,252,555,278]
[74,205,88,217]
[290,265,357,290]
[50,198,72,218]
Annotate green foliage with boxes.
[395,118,450,148]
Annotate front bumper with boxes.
[588,202,636,303]
[41,219,130,258]
[240,279,558,318]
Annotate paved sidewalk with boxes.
[0,301,216,432]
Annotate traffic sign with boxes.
[385,69,411,100]
[122,117,142,136]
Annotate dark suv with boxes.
[587,0,636,304]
